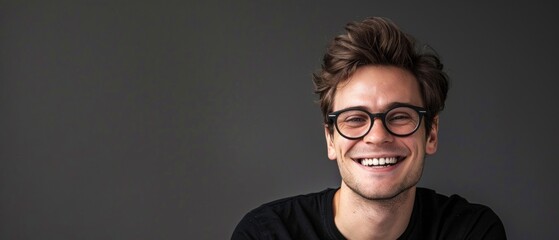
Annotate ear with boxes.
[425,115,439,155]
[324,125,337,160]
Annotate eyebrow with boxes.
[333,102,421,113]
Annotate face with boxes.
[325,65,439,200]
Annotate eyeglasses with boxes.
[327,104,428,140]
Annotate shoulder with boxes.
[232,188,338,240]
[415,187,499,220]
[261,188,334,206]
[412,188,507,239]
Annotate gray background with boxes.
[1,1,557,239]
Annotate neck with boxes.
[333,184,416,240]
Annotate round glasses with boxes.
[327,104,428,139]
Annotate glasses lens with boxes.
[336,109,371,138]
[385,107,421,135]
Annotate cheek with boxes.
[328,135,356,160]
[402,136,428,156]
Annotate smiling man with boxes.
[232,17,506,240]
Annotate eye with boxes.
[345,116,367,122]
[388,113,412,122]
[386,107,419,126]
[338,111,369,127]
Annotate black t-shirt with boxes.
[232,187,506,239]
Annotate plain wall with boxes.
[1,1,558,239]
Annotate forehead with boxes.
[333,65,422,111]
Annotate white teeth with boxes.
[360,157,398,166]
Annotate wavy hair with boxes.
[313,17,449,134]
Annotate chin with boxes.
[349,182,417,201]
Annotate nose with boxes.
[363,118,394,144]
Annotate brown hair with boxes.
[313,17,449,134]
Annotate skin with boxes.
[324,65,439,239]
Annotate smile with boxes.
[358,157,402,167]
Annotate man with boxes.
[232,17,506,239]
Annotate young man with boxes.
[232,17,506,239]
